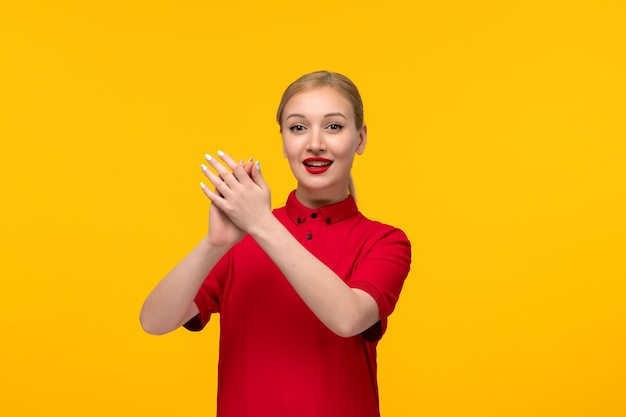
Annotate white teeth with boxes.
[305,161,332,167]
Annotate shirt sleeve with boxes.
[348,227,412,342]
[183,250,231,332]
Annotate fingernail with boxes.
[255,161,260,170]
[240,159,244,164]
[200,182,206,189]
[200,164,208,171]
[217,150,225,157]
[249,157,254,162]
[205,154,213,161]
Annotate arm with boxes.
[251,217,380,337]
[203,152,379,337]
[139,159,254,335]
[139,236,228,335]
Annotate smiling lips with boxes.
[303,158,333,174]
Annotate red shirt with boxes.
[186,191,411,417]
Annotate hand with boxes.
[201,157,255,247]
[201,150,272,236]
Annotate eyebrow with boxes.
[285,112,347,120]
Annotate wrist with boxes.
[248,212,280,240]
[200,235,234,254]
[247,214,281,243]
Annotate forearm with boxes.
[249,217,379,337]
[200,151,379,336]
[140,236,229,335]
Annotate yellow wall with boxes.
[1,1,624,416]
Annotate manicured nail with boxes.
[200,182,206,189]
[205,154,213,161]
[249,157,253,162]
[255,161,260,170]
[200,164,208,171]
[217,150,225,157]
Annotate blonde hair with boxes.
[276,71,364,200]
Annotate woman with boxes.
[140,71,411,417]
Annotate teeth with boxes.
[305,161,332,167]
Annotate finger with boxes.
[216,150,239,171]
[251,160,269,190]
[231,162,254,185]
[201,163,232,197]
[229,155,256,185]
[237,158,255,181]
[200,182,226,207]
[205,154,239,189]
[244,158,254,176]
[217,150,256,185]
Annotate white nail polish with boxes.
[205,154,213,161]
[255,161,260,170]
[217,150,225,157]
[201,164,208,171]
[200,182,206,189]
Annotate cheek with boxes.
[281,135,295,158]
[282,140,293,157]
[333,134,360,157]
[282,140,302,162]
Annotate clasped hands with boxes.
[200,150,272,242]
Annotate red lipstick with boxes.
[303,158,333,174]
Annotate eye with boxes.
[288,124,306,132]
[327,123,344,131]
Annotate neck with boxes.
[294,186,350,209]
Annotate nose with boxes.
[307,127,325,153]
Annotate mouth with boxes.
[303,158,333,174]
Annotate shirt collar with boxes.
[285,190,358,226]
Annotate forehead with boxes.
[284,86,353,117]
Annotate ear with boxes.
[355,124,367,155]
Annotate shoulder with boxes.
[352,212,411,246]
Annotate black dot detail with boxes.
[326,218,331,224]
[311,213,317,219]
[296,218,302,224]
[305,233,313,240]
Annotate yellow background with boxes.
[1,1,625,416]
